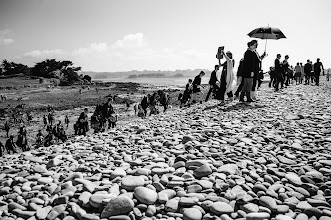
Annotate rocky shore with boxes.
[1,83,331,220]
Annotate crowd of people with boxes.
[178,39,327,106]
[134,90,171,119]
[269,57,325,90]
[0,123,29,156]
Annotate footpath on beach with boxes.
[1,82,331,220]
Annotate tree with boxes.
[1,59,30,76]
[32,59,82,85]
[83,75,92,82]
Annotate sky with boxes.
[0,0,330,72]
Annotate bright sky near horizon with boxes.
[0,0,330,72]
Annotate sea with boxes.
[98,77,210,90]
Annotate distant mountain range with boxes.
[83,69,212,80]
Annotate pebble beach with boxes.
[1,82,331,220]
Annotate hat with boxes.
[285,55,289,59]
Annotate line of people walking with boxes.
[269,56,325,91]
[179,40,267,105]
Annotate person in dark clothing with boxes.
[179,79,193,107]
[48,112,55,126]
[78,108,89,135]
[158,90,171,112]
[304,60,312,85]
[149,92,159,116]
[102,98,116,129]
[274,54,283,91]
[240,40,260,102]
[313,58,324,86]
[268,67,276,88]
[43,115,48,128]
[141,94,150,117]
[4,121,10,138]
[234,58,244,98]
[35,130,44,148]
[282,55,290,86]
[0,141,5,157]
[190,71,205,104]
[257,70,264,89]
[5,135,17,154]
[251,50,266,100]
[17,123,28,151]
[65,115,70,129]
[205,65,220,102]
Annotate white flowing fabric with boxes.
[225,57,237,93]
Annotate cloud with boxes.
[0,29,14,45]
[24,49,65,58]
[73,42,108,56]
[19,33,206,71]
[182,49,202,57]
[113,33,146,48]
[0,38,14,45]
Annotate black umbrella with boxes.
[248,26,286,52]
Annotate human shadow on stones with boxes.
[203,102,267,111]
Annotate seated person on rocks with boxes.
[179,79,193,107]
[149,92,160,116]
[77,108,89,135]
[158,90,171,112]
[91,104,105,133]
[44,130,55,147]
[102,97,116,129]
[35,130,44,148]
[5,135,17,154]
[137,104,146,118]
[189,71,205,104]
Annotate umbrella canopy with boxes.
[248,26,286,40]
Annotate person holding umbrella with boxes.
[239,40,260,102]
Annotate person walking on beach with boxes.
[240,40,260,102]
[294,62,301,85]
[304,60,312,85]
[268,67,276,88]
[17,123,28,151]
[326,69,330,81]
[4,121,10,138]
[141,94,150,117]
[190,71,205,104]
[218,50,236,104]
[43,115,48,127]
[300,63,304,84]
[281,55,289,86]
[205,65,220,102]
[250,43,266,100]
[274,54,283,91]
[0,141,5,157]
[234,58,244,99]
[5,135,17,154]
[65,115,70,129]
[313,58,324,86]
[257,70,264,90]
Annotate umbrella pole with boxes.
[264,38,268,53]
